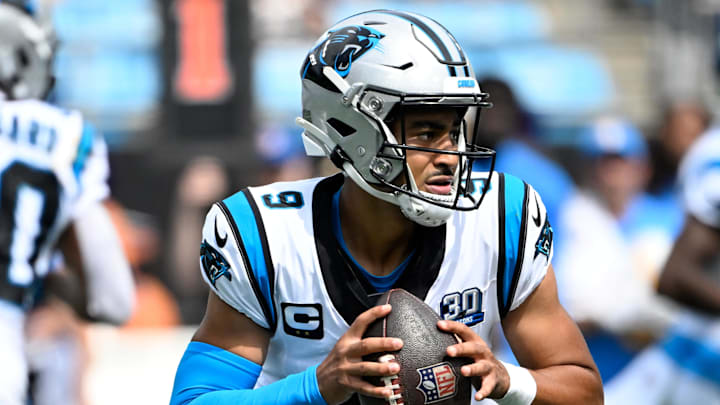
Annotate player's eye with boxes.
[407,131,435,144]
[449,128,460,145]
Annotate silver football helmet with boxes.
[297,9,495,227]
[0,3,54,100]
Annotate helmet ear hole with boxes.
[327,118,356,137]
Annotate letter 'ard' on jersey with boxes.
[0,99,110,307]
[198,171,553,390]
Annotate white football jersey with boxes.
[662,128,720,387]
[199,172,553,403]
[0,99,110,307]
[606,130,720,404]
[679,129,720,229]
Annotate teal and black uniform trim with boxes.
[330,187,413,293]
[73,123,95,180]
[218,188,277,333]
[312,174,446,327]
[496,173,530,318]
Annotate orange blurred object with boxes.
[105,200,181,328]
[173,0,233,102]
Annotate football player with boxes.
[0,3,134,404]
[171,10,602,405]
[605,127,720,404]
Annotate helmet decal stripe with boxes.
[375,10,460,64]
[376,10,451,59]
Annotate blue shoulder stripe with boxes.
[497,173,529,317]
[219,189,276,331]
[661,330,720,385]
[73,123,95,179]
[698,160,720,177]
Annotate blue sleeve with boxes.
[170,342,327,405]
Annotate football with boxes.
[360,288,473,405]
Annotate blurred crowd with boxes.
[13,0,720,403]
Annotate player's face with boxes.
[393,108,461,195]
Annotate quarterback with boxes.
[0,4,134,404]
[171,10,602,405]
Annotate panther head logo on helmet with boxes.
[301,25,385,92]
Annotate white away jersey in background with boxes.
[662,128,720,393]
[679,129,720,229]
[199,172,553,404]
[0,99,110,307]
[606,128,720,405]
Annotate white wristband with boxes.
[495,361,537,405]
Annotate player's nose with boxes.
[432,149,459,173]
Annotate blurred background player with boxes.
[554,116,678,386]
[604,126,720,404]
[0,2,134,404]
[647,100,711,207]
[655,126,720,402]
